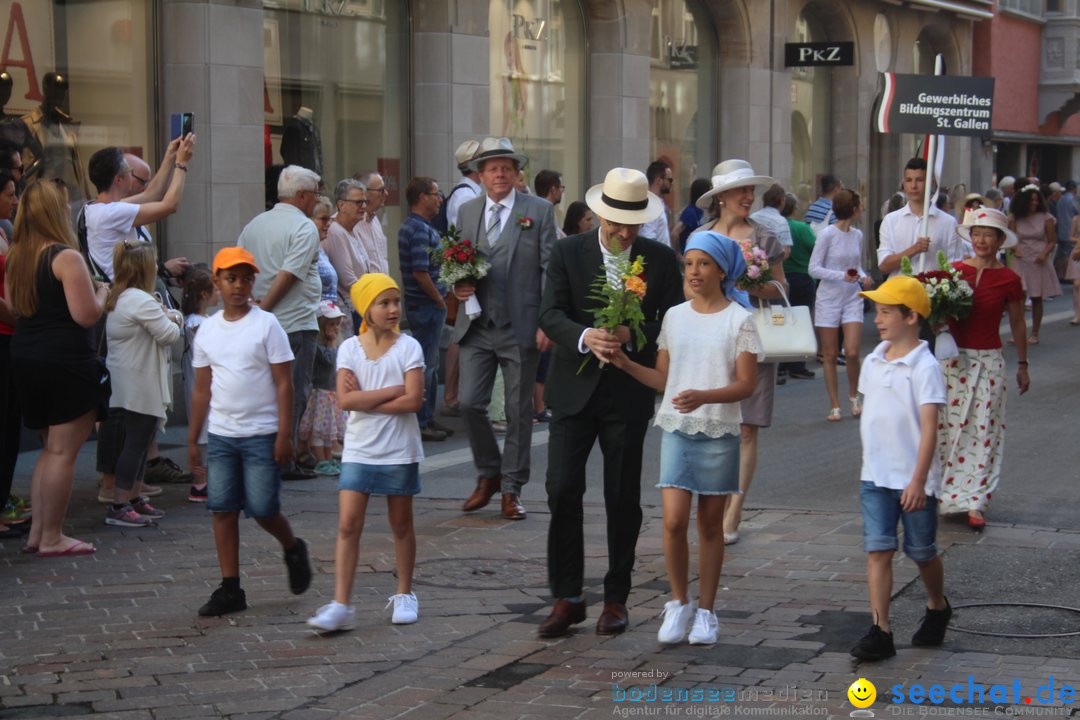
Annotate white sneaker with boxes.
[386,593,418,624]
[657,599,696,644]
[306,601,356,632]
[688,608,719,645]
[723,531,739,545]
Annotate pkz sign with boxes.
[784,42,854,68]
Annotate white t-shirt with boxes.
[808,224,868,305]
[858,340,946,495]
[641,211,671,248]
[654,301,761,438]
[337,334,425,465]
[192,307,294,438]
[86,201,140,279]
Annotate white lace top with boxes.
[654,301,762,438]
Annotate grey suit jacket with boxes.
[451,191,556,349]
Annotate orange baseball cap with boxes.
[213,247,260,274]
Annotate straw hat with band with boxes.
[468,137,528,172]
[696,159,775,210]
[584,168,665,226]
[213,247,260,274]
[454,140,480,171]
[956,207,1017,249]
[350,273,400,333]
[860,275,931,319]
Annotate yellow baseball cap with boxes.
[860,275,930,319]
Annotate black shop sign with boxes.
[784,42,854,67]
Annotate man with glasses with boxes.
[238,165,324,480]
[641,160,673,247]
[399,177,453,442]
[353,170,390,274]
[322,178,370,329]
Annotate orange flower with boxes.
[625,275,647,298]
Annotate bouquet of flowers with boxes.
[431,225,492,319]
[737,238,772,288]
[578,255,648,374]
[900,251,974,327]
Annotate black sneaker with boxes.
[789,368,816,380]
[912,598,952,647]
[198,585,247,616]
[851,624,896,661]
[428,420,455,436]
[284,538,312,595]
[281,464,317,481]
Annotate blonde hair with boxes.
[5,180,78,317]
[106,241,157,311]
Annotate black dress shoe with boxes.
[538,599,586,638]
[596,602,629,635]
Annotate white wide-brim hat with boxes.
[957,207,1017,249]
[454,139,480,169]
[585,168,665,225]
[696,159,775,209]
[468,137,528,172]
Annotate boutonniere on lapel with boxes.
[516,215,534,230]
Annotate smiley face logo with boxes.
[848,678,876,708]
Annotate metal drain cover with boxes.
[413,557,547,590]
[951,602,1080,638]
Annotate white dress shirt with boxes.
[483,188,517,247]
[640,210,671,247]
[577,232,632,353]
[446,176,482,229]
[877,203,964,275]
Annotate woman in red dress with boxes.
[939,209,1030,529]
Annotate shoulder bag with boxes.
[752,281,818,363]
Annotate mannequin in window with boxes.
[0,72,37,158]
[21,72,91,201]
[280,105,323,176]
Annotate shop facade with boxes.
[1,0,994,268]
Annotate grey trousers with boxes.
[458,324,540,495]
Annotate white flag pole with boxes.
[917,54,945,273]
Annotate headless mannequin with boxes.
[22,72,90,200]
[280,105,322,175]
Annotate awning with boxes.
[904,0,994,20]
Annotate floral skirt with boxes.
[299,388,347,446]
[938,349,1006,514]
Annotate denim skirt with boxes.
[339,462,421,496]
[657,430,740,495]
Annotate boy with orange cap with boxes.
[852,275,950,660]
[187,247,312,617]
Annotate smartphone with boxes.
[170,112,194,139]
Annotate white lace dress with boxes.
[655,301,761,439]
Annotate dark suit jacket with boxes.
[451,191,556,348]
[539,230,683,420]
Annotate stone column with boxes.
[160,0,265,265]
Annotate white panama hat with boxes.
[696,159,775,210]
[584,168,665,225]
[957,207,1017,249]
[454,140,480,170]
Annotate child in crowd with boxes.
[181,266,217,502]
[612,232,759,646]
[298,300,348,475]
[187,247,311,617]
[103,241,183,527]
[307,274,424,632]
[851,276,950,661]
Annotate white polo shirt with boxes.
[877,203,964,275]
[858,340,946,495]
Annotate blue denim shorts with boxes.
[657,430,740,495]
[206,433,282,518]
[339,462,420,496]
[860,481,939,563]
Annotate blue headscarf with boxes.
[684,231,751,308]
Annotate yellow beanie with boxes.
[350,273,400,333]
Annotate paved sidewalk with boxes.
[3,464,1079,719]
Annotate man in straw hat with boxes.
[452,137,557,520]
[536,168,683,637]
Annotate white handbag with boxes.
[752,281,818,363]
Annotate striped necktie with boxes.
[487,203,502,247]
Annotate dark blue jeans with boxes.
[406,303,447,429]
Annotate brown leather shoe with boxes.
[538,599,586,638]
[462,476,500,512]
[501,492,526,520]
[596,602,629,635]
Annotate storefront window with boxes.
[790,11,832,208]
[263,0,408,223]
[648,0,716,203]
[489,0,585,211]
[0,1,154,205]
